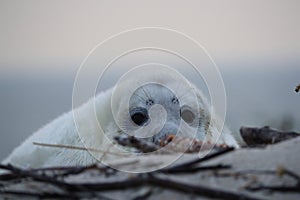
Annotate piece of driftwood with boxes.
[160,135,230,152]
[295,84,300,93]
[240,126,300,147]
[115,134,230,153]
[1,135,300,200]
[1,153,300,200]
[0,148,266,200]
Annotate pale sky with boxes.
[0,0,299,74]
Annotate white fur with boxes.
[2,72,239,168]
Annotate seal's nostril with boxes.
[166,134,176,143]
[159,134,176,146]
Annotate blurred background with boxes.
[0,0,299,160]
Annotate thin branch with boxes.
[33,142,127,157]
[277,166,300,184]
[0,189,116,200]
[0,190,79,199]
[159,164,231,174]
[161,147,234,172]
[147,174,266,200]
[246,185,300,193]
[0,164,70,188]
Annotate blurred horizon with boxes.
[1,64,299,160]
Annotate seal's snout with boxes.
[158,134,176,146]
[152,121,181,144]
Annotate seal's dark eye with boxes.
[130,107,149,126]
[180,106,195,124]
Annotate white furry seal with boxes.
[3,69,239,168]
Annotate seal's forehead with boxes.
[111,67,207,114]
[123,68,190,88]
[129,83,179,106]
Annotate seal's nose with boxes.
[153,122,180,145]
